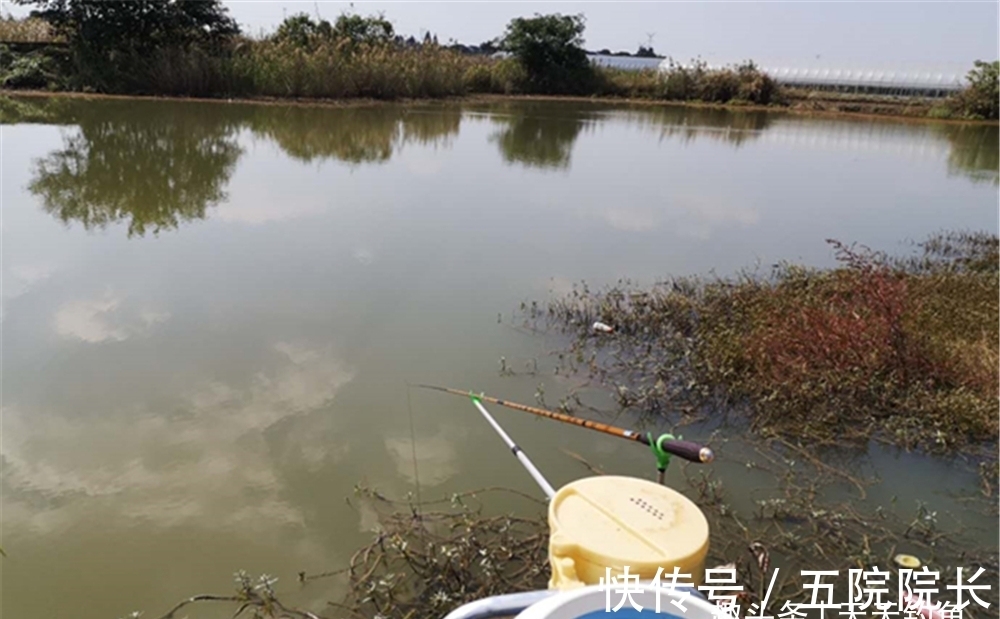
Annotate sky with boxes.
[3,1,997,72]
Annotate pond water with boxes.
[1,96,997,618]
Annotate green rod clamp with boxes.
[648,432,677,472]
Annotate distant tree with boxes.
[274,13,332,48]
[635,45,657,58]
[16,0,239,89]
[499,13,592,93]
[273,11,393,50]
[17,0,239,56]
[597,48,611,56]
[948,60,999,120]
[422,31,432,45]
[332,12,393,46]
[479,38,499,55]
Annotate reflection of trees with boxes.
[247,104,461,164]
[0,96,65,125]
[399,108,462,149]
[487,102,594,169]
[937,124,999,185]
[23,93,993,241]
[623,106,772,147]
[29,101,244,237]
[485,102,768,169]
[22,99,462,236]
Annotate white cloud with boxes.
[604,207,662,233]
[53,294,129,342]
[9,264,55,285]
[404,154,443,177]
[384,427,466,487]
[139,309,171,326]
[353,247,375,265]
[669,194,760,240]
[2,342,354,541]
[52,291,171,343]
[2,264,56,301]
[2,263,57,320]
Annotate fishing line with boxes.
[405,384,423,509]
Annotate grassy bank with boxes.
[2,40,995,121]
[543,231,999,454]
[0,38,777,102]
[2,9,997,119]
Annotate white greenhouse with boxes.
[754,66,966,96]
[492,52,970,97]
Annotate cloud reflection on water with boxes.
[3,341,354,539]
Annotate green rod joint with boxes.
[649,432,678,472]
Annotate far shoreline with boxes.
[3,88,997,127]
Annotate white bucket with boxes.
[515,584,719,619]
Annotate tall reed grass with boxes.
[130,39,474,99]
[3,26,783,106]
[0,16,60,43]
[592,60,781,104]
[0,14,992,117]
[235,40,471,99]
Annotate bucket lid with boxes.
[548,476,709,573]
[515,583,718,619]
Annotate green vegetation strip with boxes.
[2,7,997,119]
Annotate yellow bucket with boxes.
[547,476,709,590]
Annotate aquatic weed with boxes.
[543,232,999,453]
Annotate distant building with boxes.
[490,52,968,96]
[589,54,663,71]
[747,65,965,96]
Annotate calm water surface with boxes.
[1,96,997,618]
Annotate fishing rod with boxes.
[417,385,714,484]
[469,396,557,499]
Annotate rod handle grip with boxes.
[662,439,714,463]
